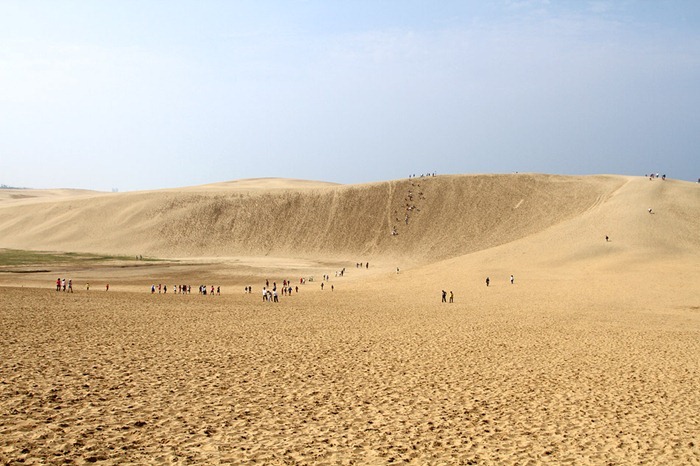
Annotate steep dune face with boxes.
[2,174,690,264]
[407,176,699,294]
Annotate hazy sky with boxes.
[1,1,699,191]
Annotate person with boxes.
[56,278,61,292]
[510,275,514,285]
[68,279,73,293]
[648,208,653,214]
[262,287,267,301]
[449,291,454,303]
[86,282,90,291]
[295,286,298,294]
[485,277,490,287]
[441,290,446,303]
[62,278,66,292]
[396,267,400,274]
[331,285,334,291]
[151,284,156,294]
[321,282,324,290]
[105,284,109,291]
[605,235,609,242]
[273,290,278,302]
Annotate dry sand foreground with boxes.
[1,174,699,464]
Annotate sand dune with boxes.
[0,174,668,263]
[1,174,699,464]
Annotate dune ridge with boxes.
[5,174,688,264]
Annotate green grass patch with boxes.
[0,249,161,267]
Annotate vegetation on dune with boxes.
[0,249,157,267]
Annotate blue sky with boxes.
[1,1,699,190]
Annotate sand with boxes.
[1,174,699,464]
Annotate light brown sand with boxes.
[1,174,699,464]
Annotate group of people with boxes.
[55,278,73,292]
[149,284,219,295]
[55,278,107,291]
[260,279,300,302]
[393,179,428,234]
[441,290,454,303]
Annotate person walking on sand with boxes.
[68,279,73,293]
[321,282,324,290]
[105,284,109,291]
[510,275,514,285]
[442,290,447,303]
[486,277,490,287]
[56,278,61,292]
[449,291,454,303]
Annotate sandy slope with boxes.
[1,174,699,464]
[0,174,638,262]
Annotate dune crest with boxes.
[0,174,697,265]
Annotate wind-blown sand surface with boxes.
[1,174,699,464]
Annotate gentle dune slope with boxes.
[0,175,697,265]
